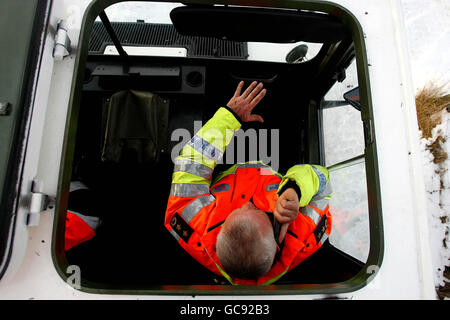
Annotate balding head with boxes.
[216,202,277,280]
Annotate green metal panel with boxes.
[0,0,50,278]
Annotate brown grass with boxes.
[415,83,450,164]
[428,136,448,164]
[415,83,450,299]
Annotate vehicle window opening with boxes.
[55,1,381,294]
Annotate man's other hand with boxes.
[227,81,266,123]
[274,188,299,224]
[274,188,299,244]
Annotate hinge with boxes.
[53,19,71,61]
[26,179,55,227]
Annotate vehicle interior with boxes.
[59,2,375,291]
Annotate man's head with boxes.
[216,201,277,280]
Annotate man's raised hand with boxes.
[227,81,266,123]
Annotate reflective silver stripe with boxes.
[301,206,321,226]
[187,135,223,161]
[312,182,332,201]
[170,183,210,197]
[174,159,213,181]
[236,162,269,169]
[181,194,215,223]
[170,228,180,241]
[309,198,330,211]
[311,165,327,195]
[320,232,329,245]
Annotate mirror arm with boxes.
[98,11,130,73]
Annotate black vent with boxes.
[89,21,248,59]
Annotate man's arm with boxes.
[170,108,241,196]
[278,164,330,207]
[273,165,331,243]
[171,81,266,195]
[166,81,266,236]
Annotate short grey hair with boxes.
[216,214,276,280]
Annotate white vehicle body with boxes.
[0,0,436,299]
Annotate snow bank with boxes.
[419,109,450,288]
[400,0,450,292]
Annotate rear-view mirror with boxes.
[343,87,360,111]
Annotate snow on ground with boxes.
[400,0,450,92]
[400,0,450,290]
[419,110,450,288]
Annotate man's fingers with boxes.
[230,81,267,123]
[282,188,299,202]
[274,208,291,224]
[246,82,264,102]
[241,81,258,98]
[233,81,244,98]
[276,214,292,224]
[274,202,294,223]
[280,198,298,211]
[250,88,266,108]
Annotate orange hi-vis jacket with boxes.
[165,107,332,285]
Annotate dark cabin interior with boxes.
[64,4,364,288]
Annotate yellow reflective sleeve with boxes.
[200,107,241,150]
[172,171,211,185]
[277,164,330,207]
[177,147,216,169]
[174,107,241,186]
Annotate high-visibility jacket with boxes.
[165,107,332,285]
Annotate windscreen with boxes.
[92,1,324,63]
